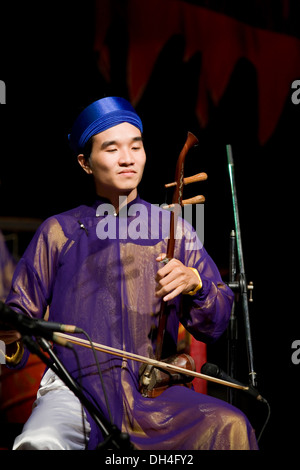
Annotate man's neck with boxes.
[96,190,138,215]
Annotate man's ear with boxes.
[77,154,93,175]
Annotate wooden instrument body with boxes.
[139,353,196,397]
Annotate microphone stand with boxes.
[226,145,257,390]
[227,229,238,404]
[21,334,133,450]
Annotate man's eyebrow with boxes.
[100,136,143,150]
[100,140,117,150]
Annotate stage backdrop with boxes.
[94,0,300,144]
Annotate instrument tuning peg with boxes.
[247,281,254,302]
[165,172,207,188]
[162,195,205,209]
[182,195,205,205]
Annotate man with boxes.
[1,97,258,450]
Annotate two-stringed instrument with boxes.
[138,132,207,397]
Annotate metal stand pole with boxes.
[226,145,257,388]
[227,230,238,404]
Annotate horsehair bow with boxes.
[53,332,248,392]
[155,131,207,361]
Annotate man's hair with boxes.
[82,136,94,162]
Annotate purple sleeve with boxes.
[5,217,68,368]
[180,236,234,343]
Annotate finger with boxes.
[163,286,183,302]
[156,253,167,262]
[160,283,184,302]
[155,263,169,281]
[156,275,185,299]
[156,262,180,285]
[156,257,181,279]
[156,254,171,267]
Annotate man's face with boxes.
[80,122,146,204]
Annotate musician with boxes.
[1,97,258,450]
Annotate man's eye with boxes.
[107,148,117,153]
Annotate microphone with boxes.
[32,320,83,334]
[0,301,83,337]
[201,362,267,403]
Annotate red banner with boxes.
[94,0,300,143]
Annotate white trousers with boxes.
[13,368,91,450]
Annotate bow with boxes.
[54,332,249,393]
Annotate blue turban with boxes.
[68,96,143,154]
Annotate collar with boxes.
[92,194,142,217]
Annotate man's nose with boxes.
[119,148,134,165]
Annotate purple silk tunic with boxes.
[6,196,258,450]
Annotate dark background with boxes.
[0,1,299,453]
